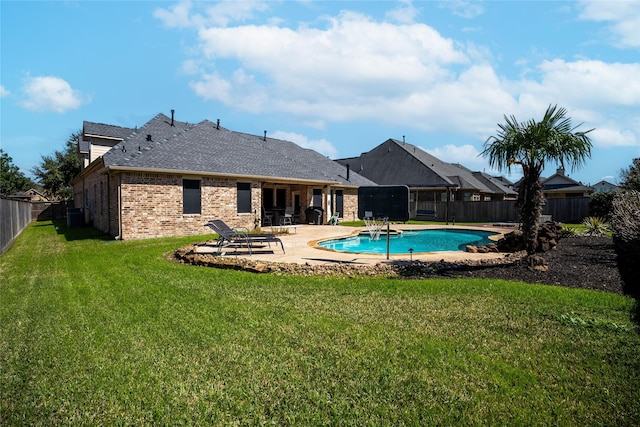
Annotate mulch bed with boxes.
[431,236,626,295]
[175,236,633,296]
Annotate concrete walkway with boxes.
[196,223,518,266]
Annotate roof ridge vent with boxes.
[263,130,267,141]
[146,134,152,142]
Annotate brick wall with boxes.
[119,173,260,240]
[341,188,359,222]
[75,169,362,239]
[72,170,111,232]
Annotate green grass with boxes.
[1,221,639,425]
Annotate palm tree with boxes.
[482,105,593,255]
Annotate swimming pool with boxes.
[317,228,497,255]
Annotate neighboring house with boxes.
[336,139,517,217]
[592,180,618,193]
[491,175,516,191]
[10,189,49,202]
[72,112,375,240]
[471,172,518,201]
[539,167,594,199]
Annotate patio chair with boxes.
[261,208,273,226]
[205,220,285,254]
[329,212,340,225]
[281,207,295,225]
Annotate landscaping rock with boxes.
[172,237,629,295]
[496,222,563,253]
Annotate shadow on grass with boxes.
[616,254,640,330]
[48,220,116,242]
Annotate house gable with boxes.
[541,168,593,198]
[593,180,618,193]
[82,121,135,166]
[338,139,454,188]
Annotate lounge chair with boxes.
[204,219,285,254]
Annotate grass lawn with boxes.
[1,221,639,425]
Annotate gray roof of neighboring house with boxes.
[101,113,375,186]
[472,172,518,196]
[83,121,135,140]
[337,139,514,195]
[491,175,515,187]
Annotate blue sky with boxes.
[2,0,639,186]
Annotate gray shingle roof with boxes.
[102,114,374,186]
[472,172,518,196]
[337,139,515,196]
[83,121,135,140]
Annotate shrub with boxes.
[589,191,616,219]
[609,190,640,295]
[581,216,609,236]
[610,190,640,244]
[560,224,580,238]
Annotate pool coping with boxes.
[195,223,517,266]
[312,226,504,256]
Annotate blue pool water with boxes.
[317,229,496,255]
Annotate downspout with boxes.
[117,175,123,240]
[107,173,111,235]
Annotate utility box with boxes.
[66,208,84,228]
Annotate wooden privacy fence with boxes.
[1,200,72,254]
[1,198,32,254]
[542,198,591,224]
[415,197,590,224]
[31,201,71,221]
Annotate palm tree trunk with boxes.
[518,167,544,255]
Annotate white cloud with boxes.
[188,10,471,124]
[153,1,197,28]
[512,59,640,148]
[20,76,86,113]
[578,0,640,48]
[425,144,487,170]
[591,127,637,148]
[0,85,9,97]
[386,0,419,24]
[154,0,268,28]
[440,1,485,19]
[270,130,338,159]
[159,3,638,157]
[534,59,640,107]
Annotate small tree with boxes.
[620,158,640,191]
[0,149,34,196]
[31,132,82,200]
[589,191,616,219]
[483,105,593,256]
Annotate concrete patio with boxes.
[195,223,518,266]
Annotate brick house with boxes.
[72,112,375,240]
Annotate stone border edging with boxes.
[173,244,528,278]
